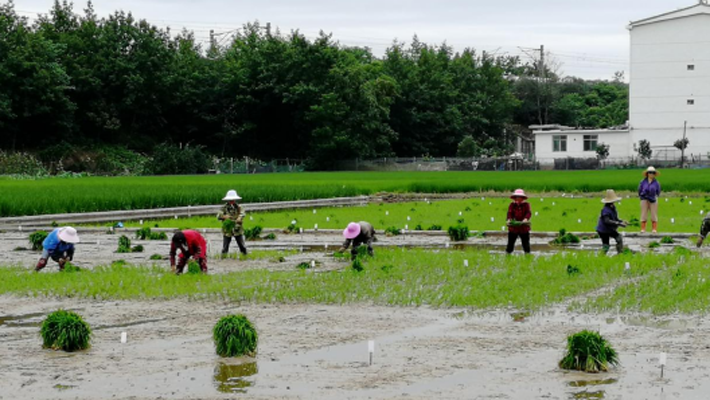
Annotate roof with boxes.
[629,2,710,29]
[532,129,630,136]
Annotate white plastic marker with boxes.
[291,220,297,225]
[540,198,544,202]
[690,201,693,205]
[385,211,389,216]
[535,212,539,217]
[481,197,485,201]
[445,242,450,248]
[314,224,319,231]
[625,262,630,273]
[139,220,143,225]
[491,217,495,222]
[313,209,317,214]
[368,340,375,366]
[326,217,330,222]
[202,228,206,234]
[671,218,675,224]
[250,216,253,221]
[405,225,409,230]
[325,244,329,251]
[552,202,556,206]
[459,211,463,216]
[578,219,582,224]
[174,215,178,220]
[407,216,411,221]
[18,225,22,232]
[660,352,667,378]
[110,226,114,233]
[121,332,127,344]
[501,226,506,231]
[464,259,469,267]
[299,228,303,234]
[311,260,316,268]
[666,198,669,202]
[489,202,492,206]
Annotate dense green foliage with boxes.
[213,315,258,357]
[559,330,619,373]
[40,309,92,352]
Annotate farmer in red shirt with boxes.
[170,230,208,274]
[506,189,532,254]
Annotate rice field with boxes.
[2,169,710,217]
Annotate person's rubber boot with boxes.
[35,258,48,272]
[652,222,658,234]
[640,221,647,233]
[616,242,624,254]
[697,236,705,248]
[602,245,610,254]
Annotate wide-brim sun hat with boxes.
[601,189,622,204]
[643,166,660,177]
[222,190,242,201]
[510,188,528,200]
[58,227,80,243]
[343,222,361,239]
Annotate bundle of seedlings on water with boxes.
[566,264,581,276]
[414,224,423,231]
[447,225,470,242]
[116,235,132,253]
[244,226,263,240]
[263,233,277,240]
[284,223,300,234]
[427,224,442,231]
[187,260,202,274]
[150,254,164,260]
[352,257,365,272]
[648,241,661,249]
[61,262,81,273]
[384,226,402,236]
[552,229,580,245]
[674,246,692,256]
[131,244,144,253]
[661,236,675,244]
[355,245,372,259]
[213,315,258,357]
[559,330,618,373]
[41,310,92,352]
[28,231,49,251]
[296,262,311,270]
[380,264,394,273]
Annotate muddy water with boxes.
[3,297,710,399]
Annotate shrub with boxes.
[552,229,580,245]
[244,226,263,240]
[384,226,401,236]
[661,236,675,244]
[213,315,258,357]
[40,310,92,352]
[0,151,47,175]
[559,330,618,372]
[447,225,470,242]
[116,235,132,253]
[427,224,442,231]
[29,231,49,251]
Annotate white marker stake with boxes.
[311,260,316,268]
[690,201,693,205]
[464,260,469,267]
[625,262,630,273]
[407,216,411,221]
[313,209,317,214]
[481,197,485,201]
[314,224,318,231]
[121,332,127,344]
[501,226,506,231]
[578,219,582,224]
[385,211,389,216]
[491,217,495,222]
[671,218,675,224]
[535,212,539,217]
[405,225,409,230]
[325,244,329,251]
[18,226,22,232]
[666,198,669,202]
[660,352,667,378]
[552,202,556,206]
[368,340,375,366]
[459,211,463,216]
[299,228,303,234]
[326,217,330,222]
[174,215,178,220]
[202,228,206,234]
[445,242,450,249]
[291,220,297,225]
[139,220,143,225]
[250,216,253,221]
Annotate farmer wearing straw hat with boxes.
[506,189,532,254]
[638,166,662,233]
[170,230,208,274]
[217,190,247,255]
[696,214,710,248]
[596,190,628,254]
[35,226,80,272]
[338,221,376,260]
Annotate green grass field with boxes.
[0,249,696,314]
[123,197,710,234]
[2,169,710,217]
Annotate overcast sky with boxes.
[13,0,699,80]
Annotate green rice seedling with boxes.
[352,257,364,272]
[551,229,580,245]
[29,231,49,251]
[283,224,300,234]
[13,246,28,251]
[296,262,311,270]
[355,245,372,259]
[674,246,692,256]
[149,254,164,260]
[213,315,258,357]
[648,241,661,249]
[40,310,92,352]
[222,219,236,233]
[384,226,401,236]
[150,231,168,240]
[244,226,263,240]
[427,224,442,231]
[131,245,144,253]
[447,225,470,242]
[567,264,581,276]
[135,227,152,240]
[116,235,131,253]
[61,262,81,273]
[414,224,423,231]
[380,265,394,273]
[559,330,619,373]
[187,261,201,274]
[264,233,277,240]
[51,221,59,227]
[627,217,641,228]
[661,236,675,244]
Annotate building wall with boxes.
[534,131,630,162]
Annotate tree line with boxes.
[0,1,629,172]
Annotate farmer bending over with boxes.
[506,188,532,254]
[35,226,80,272]
[217,190,247,256]
[596,190,628,255]
[170,230,208,274]
[697,213,710,248]
[338,221,376,260]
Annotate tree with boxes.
[637,139,652,160]
[596,143,610,169]
[456,136,482,158]
[674,137,689,168]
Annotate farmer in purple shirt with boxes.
[596,190,628,254]
[35,227,80,272]
[638,166,661,233]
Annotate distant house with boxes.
[534,1,710,165]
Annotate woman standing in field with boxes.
[506,189,531,254]
[638,166,661,234]
[218,190,247,256]
[597,190,628,254]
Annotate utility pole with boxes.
[209,29,215,49]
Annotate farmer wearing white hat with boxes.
[338,221,376,260]
[638,166,661,233]
[217,190,247,255]
[506,189,532,254]
[35,226,80,272]
[596,190,628,254]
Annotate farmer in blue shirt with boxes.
[596,190,628,254]
[35,227,80,272]
[638,166,661,233]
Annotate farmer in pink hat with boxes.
[35,226,80,272]
[338,221,376,260]
[506,189,532,254]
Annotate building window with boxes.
[553,135,567,152]
[688,99,695,105]
[583,135,598,151]
[688,64,695,71]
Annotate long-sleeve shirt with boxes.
[217,203,246,237]
[596,204,623,234]
[507,202,532,234]
[342,222,376,249]
[42,228,75,259]
[701,215,710,238]
[170,230,207,265]
[638,179,661,203]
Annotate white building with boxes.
[534,1,710,165]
